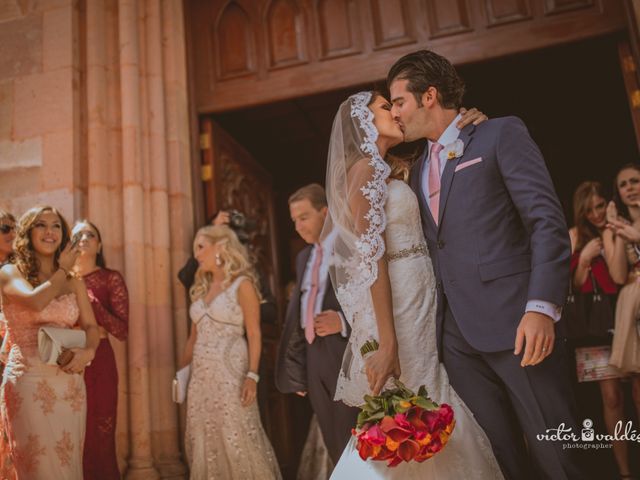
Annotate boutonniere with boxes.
[443,139,464,161]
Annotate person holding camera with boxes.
[71,219,129,480]
[0,206,100,480]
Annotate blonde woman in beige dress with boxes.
[180,225,281,480]
[0,206,100,479]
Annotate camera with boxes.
[70,233,81,249]
[227,209,256,244]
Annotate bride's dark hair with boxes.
[367,91,410,182]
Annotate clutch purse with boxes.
[172,364,191,404]
[37,326,86,366]
[575,345,621,382]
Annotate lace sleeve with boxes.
[92,271,129,341]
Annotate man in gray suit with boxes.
[275,184,359,464]
[388,50,584,479]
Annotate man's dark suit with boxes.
[410,117,585,480]
[275,245,358,463]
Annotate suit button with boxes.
[437,240,445,249]
[437,281,442,290]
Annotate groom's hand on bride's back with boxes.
[514,312,555,367]
[457,107,488,128]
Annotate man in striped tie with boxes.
[275,183,359,464]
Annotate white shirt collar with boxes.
[428,113,462,156]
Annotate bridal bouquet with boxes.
[355,341,456,467]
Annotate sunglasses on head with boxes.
[0,224,15,234]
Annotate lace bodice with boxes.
[384,180,428,257]
[3,293,79,363]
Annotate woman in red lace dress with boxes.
[72,220,129,480]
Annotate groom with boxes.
[388,50,583,479]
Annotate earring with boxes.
[215,253,222,266]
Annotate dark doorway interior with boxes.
[216,32,639,478]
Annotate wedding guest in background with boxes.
[180,225,281,479]
[0,209,16,352]
[0,206,99,479]
[72,219,128,480]
[0,210,15,267]
[296,414,333,480]
[275,183,358,465]
[569,182,630,478]
[607,165,640,366]
[0,209,16,480]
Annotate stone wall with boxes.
[0,1,195,478]
[0,0,81,218]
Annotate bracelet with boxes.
[246,371,260,383]
[58,267,71,279]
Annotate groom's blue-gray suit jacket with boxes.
[410,116,571,353]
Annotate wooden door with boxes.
[199,118,300,475]
[618,40,640,153]
[621,0,640,152]
[187,0,626,113]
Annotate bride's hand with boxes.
[365,343,401,395]
[240,378,257,407]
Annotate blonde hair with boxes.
[189,225,261,302]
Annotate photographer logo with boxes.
[537,419,639,451]
[581,419,594,442]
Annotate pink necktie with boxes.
[305,244,323,344]
[427,142,444,225]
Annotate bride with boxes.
[323,91,504,479]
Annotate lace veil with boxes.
[321,91,391,406]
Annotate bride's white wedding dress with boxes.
[330,179,503,479]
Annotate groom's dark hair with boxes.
[387,50,465,109]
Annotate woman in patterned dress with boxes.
[0,209,16,479]
[180,225,281,479]
[72,219,129,480]
[0,206,100,479]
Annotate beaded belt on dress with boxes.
[386,243,428,262]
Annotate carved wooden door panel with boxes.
[187,0,625,112]
[618,40,640,153]
[621,0,640,152]
[199,117,298,474]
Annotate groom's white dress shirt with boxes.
[420,113,561,322]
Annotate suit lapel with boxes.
[438,124,475,226]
